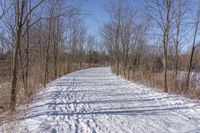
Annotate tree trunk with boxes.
[44,18,52,87]
[53,38,58,79]
[186,6,200,89]
[24,16,30,99]
[10,27,22,112]
[10,0,26,112]
[163,0,171,93]
[174,0,181,77]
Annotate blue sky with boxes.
[82,0,109,39]
[80,0,199,50]
[81,0,144,40]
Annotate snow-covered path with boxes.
[3,67,200,133]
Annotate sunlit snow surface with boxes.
[2,67,200,133]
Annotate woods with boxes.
[0,0,105,115]
[102,0,200,97]
[1,0,200,124]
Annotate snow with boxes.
[171,71,200,89]
[2,67,200,132]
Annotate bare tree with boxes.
[173,0,181,77]
[78,27,86,69]
[148,0,172,92]
[121,7,134,78]
[0,1,13,20]
[10,0,45,112]
[163,0,171,92]
[87,35,95,67]
[105,0,123,75]
[104,0,135,76]
[44,2,53,86]
[52,0,64,79]
[0,0,100,116]
[44,0,64,85]
[172,0,188,77]
[186,4,200,89]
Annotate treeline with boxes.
[0,0,106,114]
[102,0,200,97]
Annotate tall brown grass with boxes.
[112,64,200,99]
[0,61,95,124]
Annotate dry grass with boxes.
[0,62,94,124]
[0,82,11,112]
[112,65,200,100]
